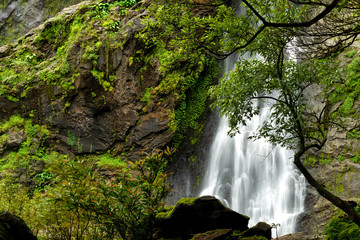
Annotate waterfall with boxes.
[199,2,306,237]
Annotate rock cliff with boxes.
[0,0,216,164]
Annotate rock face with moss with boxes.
[0,0,216,163]
[0,0,86,45]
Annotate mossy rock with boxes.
[155,196,250,239]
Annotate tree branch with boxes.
[241,0,340,27]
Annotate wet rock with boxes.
[13,168,31,186]
[155,196,249,239]
[0,143,4,155]
[0,211,37,240]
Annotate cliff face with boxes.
[0,0,216,166]
[0,0,85,45]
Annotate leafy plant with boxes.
[92,2,110,18]
[51,147,174,239]
[324,208,360,240]
[67,130,77,147]
[35,171,52,190]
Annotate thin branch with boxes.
[250,95,287,105]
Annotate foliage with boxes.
[0,146,173,239]
[51,147,173,239]
[0,174,36,222]
[211,55,340,149]
[172,59,218,147]
[324,207,360,240]
[92,0,140,18]
[34,170,53,190]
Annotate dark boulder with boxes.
[241,222,272,240]
[0,211,37,240]
[155,196,249,239]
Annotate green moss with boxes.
[156,197,199,219]
[176,197,198,205]
[141,88,153,109]
[319,157,333,165]
[350,155,360,163]
[339,96,354,115]
[96,153,127,168]
[156,205,175,218]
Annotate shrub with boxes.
[324,207,360,240]
[50,148,173,239]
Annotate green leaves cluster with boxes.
[172,59,218,147]
[324,207,360,240]
[92,0,140,18]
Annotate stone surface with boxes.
[0,211,37,240]
[0,0,85,45]
[166,108,219,205]
[155,196,249,239]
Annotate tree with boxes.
[210,46,360,226]
[151,0,360,59]
[148,0,360,227]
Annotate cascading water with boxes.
[199,2,306,237]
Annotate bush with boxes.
[324,207,360,240]
[50,148,173,240]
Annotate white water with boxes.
[199,2,306,237]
